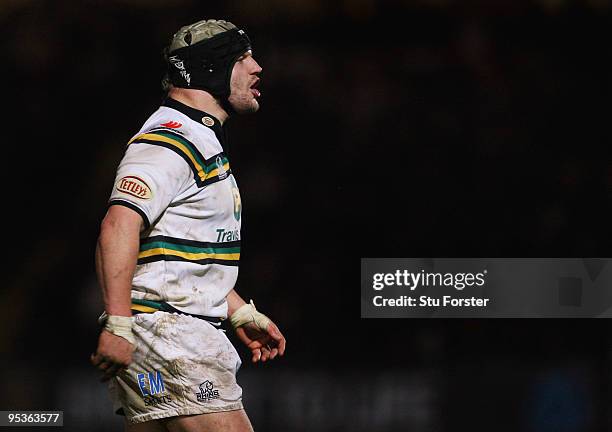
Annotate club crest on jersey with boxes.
[116,176,152,199]
[230,176,241,221]
[216,156,228,180]
[161,121,182,129]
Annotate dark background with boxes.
[2,0,612,431]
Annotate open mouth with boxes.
[250,80,261,98]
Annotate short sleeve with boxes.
[109,144,192,228]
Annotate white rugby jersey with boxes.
[109,98,242,318]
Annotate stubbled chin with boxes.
[228,92,260,114]
[244,104,260,114]
[232,101,259,114]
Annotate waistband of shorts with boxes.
[131,298,225,328]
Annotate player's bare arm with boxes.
[227,289,286,363]
[94,20,283,431]
[91,205,142,381]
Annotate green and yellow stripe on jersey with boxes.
[128,129,231,187]
[137,235,240,266]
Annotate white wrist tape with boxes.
[102,314,135,345]
[230,300,271,330]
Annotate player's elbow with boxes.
[98,217,120,250]
[98,216,118,241]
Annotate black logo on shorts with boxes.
[196,380,220,402]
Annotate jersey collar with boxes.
[162,97,226,146]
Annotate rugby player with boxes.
[91,19,286,432]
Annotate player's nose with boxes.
[250,57,262,75]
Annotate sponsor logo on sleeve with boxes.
[161,121,182,129]
[116,176,152,199]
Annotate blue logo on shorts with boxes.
[136,370,172,406]
[137,371,165,396]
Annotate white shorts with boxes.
[108,311,243,424]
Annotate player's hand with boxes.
[235,320,286,363]
[90,330,133,382]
